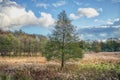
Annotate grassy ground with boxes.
[0,52,120,80]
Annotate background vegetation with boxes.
[0,29,119,57]
[0,52,120,80]
[0,11,120,80]
[0,29,47,56]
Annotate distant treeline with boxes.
[0,29,47,56]
[0,29,120,56]
[79,38,120,52]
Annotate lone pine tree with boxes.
[43,11,83,70]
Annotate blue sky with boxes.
[0,0,120,40]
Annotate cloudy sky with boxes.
[0,0,120,40]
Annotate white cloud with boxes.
[70,13,79,19]
[78,18,120,40]
[107,19,114,25]
[107,19,113,25]
[0,0,55,31]
[99,25,109,28]
[52,1,65,7]
[94,18,120,26]
[70,8,99,19]
[78,8,99,18]
[112,25,120,28]
[114,18,120,21]
[38,12,55,27]
[106,18,120,25]
[36,3,49,9]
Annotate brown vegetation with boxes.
[0,52,120,80]
[0,52,120,65]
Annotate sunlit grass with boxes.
[0,52,120,80]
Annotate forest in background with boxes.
[0,29,47,56]
[0,29,120,56]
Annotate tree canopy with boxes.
[43,11,83,70]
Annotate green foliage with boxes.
[79,38,120,52]
[43,11,83,62]
[64,43,83,60]
[0,33,18,56]
[104,38,120,51]
[92,41,101,52]
[0,30,47,56]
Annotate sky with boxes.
[0,0,120,40]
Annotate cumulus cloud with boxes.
[70,8,99,19]
[78,27,118,40]
[70,13,79,19]
[78,18,120,40]
[78,8,99,18]
[94,18,120,26]
[106,18,120,25]
[38,12,55,27]
[0,0,55,31]
[52,1,66,7]
[36,3,49,9]
[107,19,114,25]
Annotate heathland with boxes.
[0,52,120,80]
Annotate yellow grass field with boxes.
[0,52,119,65]
[0,52,120,80]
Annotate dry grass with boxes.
[0,52,120,80]
[79,52,120,64]
[0,52,120,65]
[0,56,46,64]
[0,52,119,72]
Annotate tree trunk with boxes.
[61,52,64,71]
[60,31,65,71]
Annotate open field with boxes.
[80,52,120,64]
[0,52,120,80]
[0,52,119,65]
